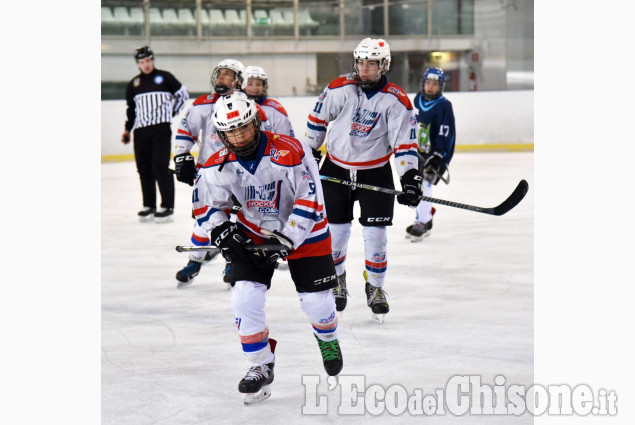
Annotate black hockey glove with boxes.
[251,229,294,267]
[210,221,256,263]
[423,151,446,185]
[397,169,423,207]
[311,148,323,168]
[174,153,197,186]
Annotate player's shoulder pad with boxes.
[262,98,289,116]
[201,146,235,168]
[265,132,305,167]
[382,83,413,109]
[255,103,268,121]
[193,93,219,106]
[328,75,357,90]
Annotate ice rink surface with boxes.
[102,151,533,424]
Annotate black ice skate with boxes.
[405,219,433,242]
[314,334,343,376]
[332,272,349,313]
[175,259,202,288]
[239,338,277,405]
[405,207,435,242]
[154,207,174,223]
[365,280,389,324]
[138,207,155,222]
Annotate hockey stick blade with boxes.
[175,244,288,253]
[319,175,528,216]
[488,179,529,216]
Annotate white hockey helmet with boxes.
[352,38,391,87]
[211,59,247,95]
[245,65,269,97]
[245,65,268,83]
[212,92,261,156]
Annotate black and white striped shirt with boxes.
[124,69,189,131]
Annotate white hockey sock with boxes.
[232,280,274,365]
[362,226,387,288]
[298,290,338,342]
[415,180,434,223]
[189,252,205,262]
[329,222,352,276]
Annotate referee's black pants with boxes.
[133,123,174,209]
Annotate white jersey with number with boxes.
[305,75,419,177]
[190,131,331,260]
[173,93,273,168]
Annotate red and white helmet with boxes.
[352,38,391,87]
[211,59,247,94]
[212,92,261,156]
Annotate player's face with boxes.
[245,78,265,97]
[224,121,257,149]
[356,59,381,82]
[136,57,155,75]
[216,68,237,90]
[424,79,441,97]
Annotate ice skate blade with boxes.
[409,232,431,243]
[243,385,272,405]
[139,216,154,223]
[154,216,174,224]
[371,313,386,324]
[176,279,193,289]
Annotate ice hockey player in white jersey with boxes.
[244,65,295,138]
[304,38,423,322]
[190,92,343,404]
[172,60,271,288]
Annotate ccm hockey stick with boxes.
[319,175,529,216]
[176,244,288,253]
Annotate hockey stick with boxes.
[176,244,288,253]
[319,175,528,216]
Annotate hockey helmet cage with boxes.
[211,59,247,95]
[421,67,446,100]
[134,46,153,61]
[212,92,261,156]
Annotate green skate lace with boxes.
[318,339,341,361]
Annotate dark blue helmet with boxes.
[134,46,153,61]
[421,67,446,100]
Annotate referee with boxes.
[121,46,189,223]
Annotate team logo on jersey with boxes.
[388,86,404,96]
[154,75,164,85]
[270,148,289,160]
[245,180,281,214]
[214,148,229,164]
[133,77,140,87]
[350,108,381,137]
